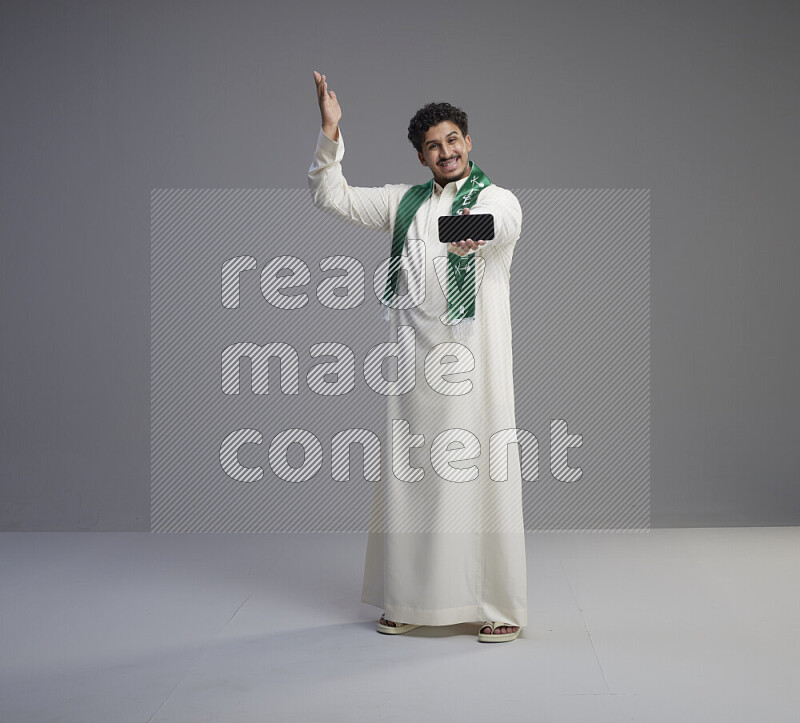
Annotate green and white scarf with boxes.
[381,160,491,338]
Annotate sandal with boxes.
[477,621,521,642]
[376,614,421,635]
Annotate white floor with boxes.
[0,528,798,722]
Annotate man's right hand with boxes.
[313,70,342,141]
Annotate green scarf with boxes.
[381,160,491,337]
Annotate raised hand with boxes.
[313,71,342,141]
[448,208,487,255]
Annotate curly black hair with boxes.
[407,102,469,153]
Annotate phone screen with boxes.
[438,213,495,244]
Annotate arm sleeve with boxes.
[307,127,392,232]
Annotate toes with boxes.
[481,625,492,634]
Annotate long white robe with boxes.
[308,127,528,627]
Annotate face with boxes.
[418,121,472,187]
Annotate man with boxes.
[309,71,527,642]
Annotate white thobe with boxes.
[308,127,528,627]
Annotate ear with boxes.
[418,151,428,167]
[465,134,472,152]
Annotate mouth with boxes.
[438,157,460,171]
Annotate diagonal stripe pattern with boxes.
[151,188,649,532]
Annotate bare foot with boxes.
[481,623,520,635]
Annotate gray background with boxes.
[1,0,798,530]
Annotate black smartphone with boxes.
[438,213,495,244]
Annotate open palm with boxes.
[313,71,342,133]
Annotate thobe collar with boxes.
[433,172,471,196]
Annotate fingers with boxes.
[313,71,328,99]
[448,239,486,254]
[321,75,336,105]
[314,71,324,102]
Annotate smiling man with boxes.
[309,71,527,643]
[420,121,472,186]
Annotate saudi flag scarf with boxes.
[381,160,491,338]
